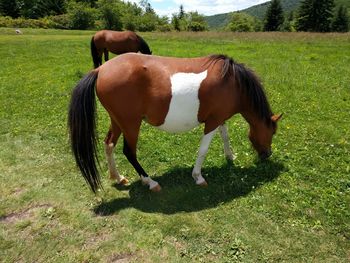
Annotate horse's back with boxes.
[104,31,139,54]
[96,54,237,131]
[97,53,210,90]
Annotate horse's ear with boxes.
[271,114,283,122]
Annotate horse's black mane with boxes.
[208,54,273,126]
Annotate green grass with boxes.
[1,28,350,262]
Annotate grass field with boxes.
[0,28,350,262]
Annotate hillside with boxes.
[205,0,300,29]
[205,12,232,29]
[205,0,350,29]
[243,0,300,20]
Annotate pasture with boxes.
[0,28,349,262]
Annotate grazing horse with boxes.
[90,30,152,68]
[68,53,282,193]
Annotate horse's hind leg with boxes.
[104,49,109,62]
[122,121,161,192]
[219,124,236,161]
[104,121,128,185]
[96,49,103,67]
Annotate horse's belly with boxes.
[156,71,207,133]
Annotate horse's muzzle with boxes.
[259,150,272,160]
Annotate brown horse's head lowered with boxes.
[68,53,281,193]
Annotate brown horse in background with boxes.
[90,30,152,68]
[68,53,282,193]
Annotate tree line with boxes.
[228,0,349,32]
[0,0,207,31]
[0,0,348,32]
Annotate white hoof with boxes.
[141,176,161,192]
[193,174,208,186]
[150,183,162,192]
[226,153,237,161]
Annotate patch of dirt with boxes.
[11,187,26,197]
[108,253,134,263]
[0,204,52,223]
[82,232,111,250]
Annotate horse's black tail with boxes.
[91,36,100,68]
[137,34,152,55]
[68,70,101,193]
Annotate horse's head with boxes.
[249,114,282,160]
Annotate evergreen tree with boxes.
[178,4,185,20]
[297,0,335,32]
[0,0,20,18]
[296,0,312,31]
[264,0,284,31]
[332,5,349,32]
[171,14,180,31]
[171,5,186,31]
[281,11,296,32]
[15,0,66,19]
[140,0,154,14]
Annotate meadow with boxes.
[0,28,349,262]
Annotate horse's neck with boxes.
[232,85,261,128]
[240,108,264,130]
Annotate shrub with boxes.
[185,11,208,31]
[47,14,70,29]
[156,23,172,32]
[0,16,50,28]
[68,2,96,30]
[332,5,349,32]
[137,13,157,31]
[227,12,257,32]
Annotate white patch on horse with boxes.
[157,70,207,133]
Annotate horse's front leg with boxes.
[192,128,218,186]
[219,124,236,161]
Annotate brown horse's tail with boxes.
[91,36,101,68]
[137,34,152,55]
[68,69,101,193]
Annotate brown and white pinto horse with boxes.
[68,53,282,193]
[91,30,152,68]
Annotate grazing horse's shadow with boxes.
[94,160,285,215]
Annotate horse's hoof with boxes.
[198,180,208,187]
[118,178,129,185]
[150,184,162,192]
[225,153,236,162]
[193,174,207,186]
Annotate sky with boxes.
[126,0,269,17]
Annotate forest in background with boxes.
[0,0,349,32]
[206,0,349,32]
